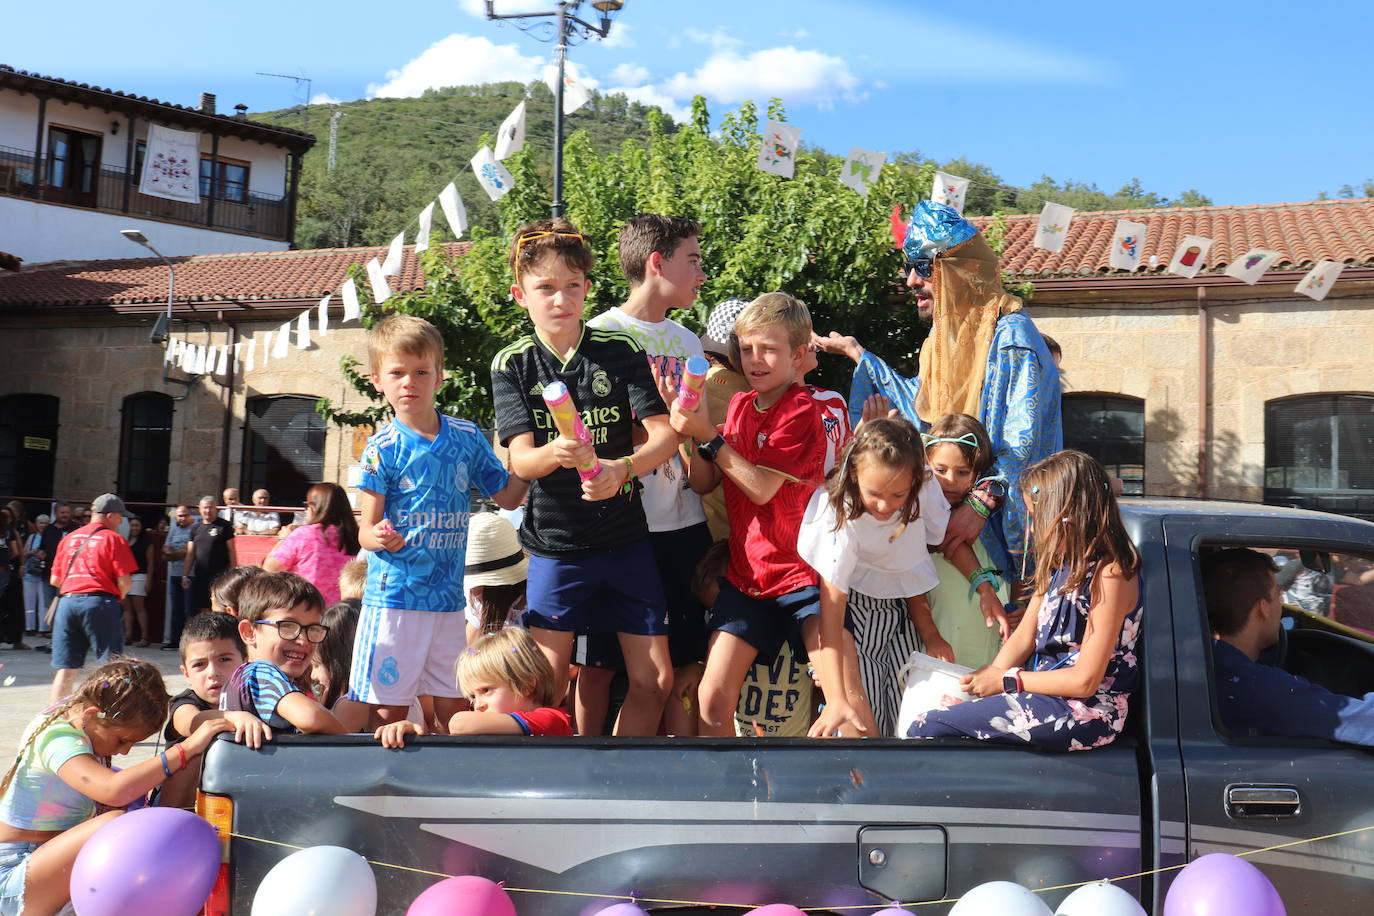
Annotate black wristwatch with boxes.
[697,434,726,462]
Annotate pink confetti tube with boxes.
[542,381,602,481]
[677,355,710,411]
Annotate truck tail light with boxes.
[197,791,234,916]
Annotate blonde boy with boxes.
[354,315,529,728]
[489,217,682,736]
[671,293,830,737]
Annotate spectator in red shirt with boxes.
[47,494,138,702]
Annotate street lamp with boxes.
[120,229,175,345]
[483,0,627,217]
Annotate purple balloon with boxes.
[407,875,517,916]
[596,906,649,916]
[1164,853,1286,916]
[874,910,912,916]
[70,807,220,916]
[746,907,807,916]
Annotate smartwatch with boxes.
[1002,667,1022,694]
[697,434,726,462]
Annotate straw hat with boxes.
[464,511,527,588]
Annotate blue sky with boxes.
[11,0,1370,206]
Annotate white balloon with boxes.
[1054,880,1147,916]
[251,845,377,916]
[949,881,1054,916]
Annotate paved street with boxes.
[1,641,188,766]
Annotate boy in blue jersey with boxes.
[490,217,683,736]
[353,314,529,728]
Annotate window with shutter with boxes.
[241,395,325,508]
[1265,394,1374,521]
[1062,394,1145,495]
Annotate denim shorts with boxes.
[0,840,41,916]
[50,593,123,670]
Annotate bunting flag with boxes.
[438,182,468,238]
[178,343,192,373]
[1296,259,1343,301]
[1033,202,1075,253]
[260,330,273,366]
[215,345,229,376]
[165,338,178,364]
[245,335,256,372]
[232,341,244,371]
[381,232,405,276]
[273,321,292,358]
[366,258,392,303]
[839,147,884,197]
[317,294,331,336]
[1109,219,1148,271]
[495,100,527,160]
[139,124,201,203]
[1224,248,1281,285]
[471,146,514,202]
[341,278,362,321]
[1167,234,1214,279]
[757,121,802,179]
[931,172,970,213]
[544,62,591,115]
[296,310,312,349]
[189,344,205,375]
[415,202,435,253]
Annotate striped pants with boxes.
[848,591,923,737]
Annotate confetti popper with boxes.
[676,355,710,411]
[541,381,602,482]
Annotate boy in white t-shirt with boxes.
[583,213,712,735]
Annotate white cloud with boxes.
[684,27,741,51]
[457,0,485,15]
[366,34,544,98]
[310,92,343,106]
[599,19,633,48]
[663,46,861,108]
[781,28,810,40]
[608,63,650,86]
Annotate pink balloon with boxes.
[596,905,649,916]
[407,875,517,916]
[1164,854,1285,916]
[70,807,221,916]
[746,907,807,916]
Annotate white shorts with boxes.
[126,573,148,598]
[348,606,468,706]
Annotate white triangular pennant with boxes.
[1223,248,1280,285]
[1296,259,1343,302]
[341,278,361,321]
[317,294,331,336]
[296,310,311,349]
[415,202,435,253]
[366,258,392,303]
[1109,219,1148,271]
[273,321,291,358]
[543,62,591,115]
[757,121,802,179]
[931,172,970,213]
[1033,202,1075,253]
[165,338,178,364]
[839,147,884,197]
[381,232,404,276]
[1167,234,1214,280]
[438,183,468,239]
[470,146,515,202]
[215,344,229,376]
[495,100,526,160]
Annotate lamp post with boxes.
[120,229,175,345]
[483,0,626,218]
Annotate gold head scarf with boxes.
[913,231,1023,424]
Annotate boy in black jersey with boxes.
[490,218,682,736]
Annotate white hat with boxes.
[463,511,527,589]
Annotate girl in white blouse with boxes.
[798,418,1009,737]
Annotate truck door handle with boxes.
[1226,785,1301,818]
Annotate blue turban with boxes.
[902,199,977,263]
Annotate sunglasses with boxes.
[901,257,934,279]
[514,231,585,287]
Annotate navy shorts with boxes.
[578,522,713,670]
[708,579,821,665]
[523,539,668,637]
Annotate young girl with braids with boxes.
[797,418,1009,738]
[907,450,1143,750]
[0,658,233,915]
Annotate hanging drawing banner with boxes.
[1224,248,1280,285]
[1296,259,1343,301]
[839,147,884,197]
[495,101,527,160]
[757,121,802,179]
[139,124,202,203]
[381,232,405,276]
[543,62,591,115]
[438,182,468,237]
[415,202,435,253]
[1033,202,1075,253]
[471,147,514,202]
[1108,219,1148,271]
[931,171,970,213]
[1167,234,1214,279]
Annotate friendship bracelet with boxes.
[965,494,992,519]
[967,566,1002,599]
[159,752,172,778]
[624,455,636,479]
[173,743,187,771]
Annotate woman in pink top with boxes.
[263,483,360,606]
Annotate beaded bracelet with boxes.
[967,566,1002,599]
[159,752,172,778]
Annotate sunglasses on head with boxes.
[514,231,585,287]
[901,257,934,279]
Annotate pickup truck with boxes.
[197,499,1374,915]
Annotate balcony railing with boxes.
[0,143,290,242]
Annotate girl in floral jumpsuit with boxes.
[907,450,1142,751]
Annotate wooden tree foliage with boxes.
[320,96,949,428]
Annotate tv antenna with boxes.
[255,71,313,113]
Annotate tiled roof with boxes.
[973,198,1374,279]
[0,65,315,152]
[0,243,468,310]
